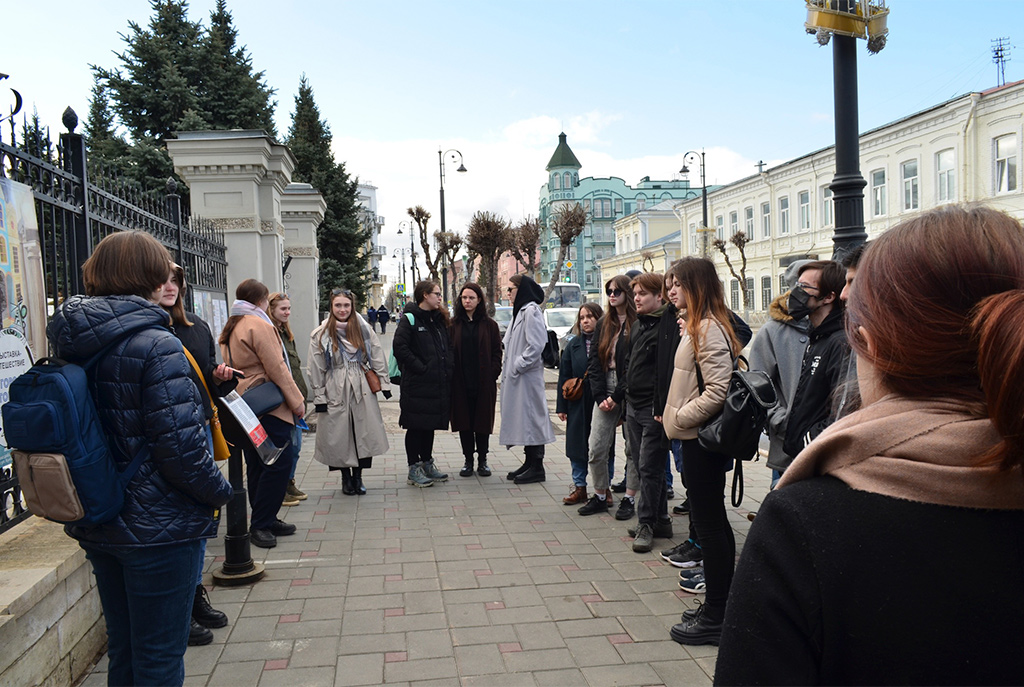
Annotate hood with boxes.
[810,306,845,339]
[47,295,171,363]
[638,302,669,323]
[512,276,545,321]
[768,291,810,332]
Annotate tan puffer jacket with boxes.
[664,317,733,440]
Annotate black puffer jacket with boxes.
[393,303,453,430]
[172,312,237,421]
[587,316,630,405]
[47,295,232,546]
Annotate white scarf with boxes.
[230,299,288,364]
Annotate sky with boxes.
[4,0,1021,283]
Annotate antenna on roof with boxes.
[755,160,767,174]
[993,37,1011,87]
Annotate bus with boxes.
[545,282,583,309]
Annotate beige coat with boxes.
[221,315,305,426]
[664,317,733,440]
[308,317,390,467]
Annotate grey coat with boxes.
[308,316,390,467]
[499,301,555,447]
[747,292,810,471]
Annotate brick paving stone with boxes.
[219,639,294,663]
[487,605,552,625]
[513,621,566,651]
[384,656,458,683]
[651,658,715,686]
[340,609,384,636]
[289,636,341,668]
[405,629,455,660]
[334,653,384,686]
[259,665,336,686]
[274,618,343,640]
[450,625,519,647]
[581,663,664,687]
[503,647,576,672]
[461,674,539,687]
[336,633,407,656]
[208,660,264,687]
[616,639,690,664]
[453,643,505,676]
[564,636,626,667]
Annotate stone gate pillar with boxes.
[281,182,325,352]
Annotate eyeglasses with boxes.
[507,287,516,294]
[431,291,442,297]
[606,288,624,297]
[794,282,820,293]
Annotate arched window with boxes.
[552,174,561,190]
[563,172,572,188]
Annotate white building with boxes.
[357,183,387,308]
[603,79,1024,317]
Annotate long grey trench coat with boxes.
[499,301,556,447]
[308,316,390,467]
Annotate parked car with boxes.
[544,307,577,361]
[493,306,513,338]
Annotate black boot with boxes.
[341,468,356,495]
[514,446,546,484]
[460,455,475,477]
[192,584,228,629]
[477,454,491,477]
[189,618,213,646]
[352,467,367,495]
[506,460,529,481]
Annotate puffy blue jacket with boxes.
[47,295,233,546]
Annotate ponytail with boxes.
[971,290,1024,470]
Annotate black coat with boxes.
[393,303,453,430]
[449,315,502,433]
[47,295,232,546]
[782,308,849,460]
[172,312,236,421]
[555,333,595,460]
[587,316,630,405]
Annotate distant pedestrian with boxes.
[450,282,502,477]
[393,281,452,487]
[555,302,603,505]
[376,305,390,334]
[366,307,377,330]
[716,205,1024,685]
[49,231,232,686]
[267,292,310,504]
[309,288,390,495]
[500,274,556,484]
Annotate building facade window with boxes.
[778,273,786,296]
[744,277,754,310]
[745,206,754,235]
[871,169,887,216]
[729,211,738,235]
[585,272,593,286]
[822,186,833,226]
[563,172,572,189]
[636,196,646,211]
[716,215,724,241]
[689,222,697,254]
[585,247,593,261]
[761,202,771,238]
[798,190,810,230]
[779,196,790,235]
[937,148,956,202]
[615,198,623,215]
[761,276,772,311]
[901,160,919,210]
[730,279,740,311]
[995,134,1017,193]
[583,199,591,212]
[552,174,560,190]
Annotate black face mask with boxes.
[787,286,813,321]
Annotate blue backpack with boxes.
[3,328,153,526]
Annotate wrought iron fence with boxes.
[0,107,228,534]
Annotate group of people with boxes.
[365,303,391,333]
[42,201,1024,685]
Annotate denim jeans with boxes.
[587,371,621,491]
[244,415,293,530]
[83,539,201,687]
[680,438,735,620]
[665,453,674,488]
[626,404,669,525]
[289,424,303,480]
[197,425,215,585]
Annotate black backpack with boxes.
[541,329,559,368]
[695,354,778,507]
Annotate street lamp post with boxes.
[680,150,709,257]
[438,148,467,306]
[397,221,417,285]
[392,247,408,297]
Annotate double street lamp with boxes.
[680,149,710,257]
[438,148,467,305]
[396,220,417,286]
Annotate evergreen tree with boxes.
[200,0,277,135]
[286,75,368,309]
[19,108,53,161]
[83,75,131,172]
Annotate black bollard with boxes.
[212,442,265,586]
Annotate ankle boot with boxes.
[341,472,356,495]
[506,461,529,481]
[514,446,546,484]
[563,485,588,505]
[192,584,228,628]
[460,455,475,477]
[352,468,367,495]
[476,454,491,477]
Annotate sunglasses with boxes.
[606,288,624,297]
[507,286,516,294]
[332,288,353,297]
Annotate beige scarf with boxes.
[779,395,1024,510]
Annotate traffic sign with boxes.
[565,261,573,269]
[396,284,405,294]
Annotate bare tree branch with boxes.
[466,210,512,313]
[509,217,541,276]
[407,205,440,282]
[713,231,752,309]
[544,202,588,301]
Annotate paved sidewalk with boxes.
[83,394,770,687]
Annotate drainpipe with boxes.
[961,93,981,203]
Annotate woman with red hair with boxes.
[715,205,1024,685]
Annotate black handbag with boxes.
[241,380,285,417]
[695,353,777,507]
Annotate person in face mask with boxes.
[781,260,850,463]
[747,260,814,488]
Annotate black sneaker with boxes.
[250,528,276,548]
[660,540,691,562]
[667,541,703,569]
[269,519,296,536]
[666,486,675,500]
[614,498,635,521]
[577,495,609,516]
[672,498,691,516]
[610,479,627,493]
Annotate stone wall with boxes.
[0,518,105,686]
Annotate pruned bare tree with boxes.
[407,205,440,282]
[464,248,479,282]
[641,250,656,273]
[713,231,752,309]
[434,230,464,304]
[544,202,588,301]
[509,217,541,276]
[466,210,512,313]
